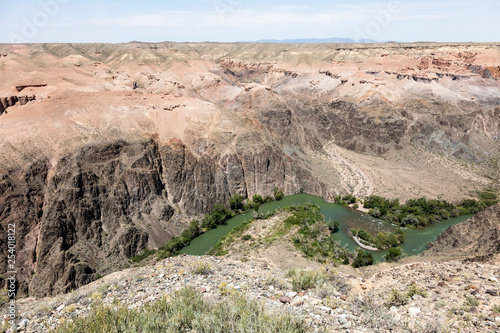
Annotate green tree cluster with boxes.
[285,204,349,264]
[352,249,374,268]
[158,188,286,259]
[384,247,402,262]
[354,228,405,250]
[364,195,495,227]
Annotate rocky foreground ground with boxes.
[6,255,499,333]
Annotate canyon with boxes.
[0,42,498,297]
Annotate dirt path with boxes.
[317,141,374,198]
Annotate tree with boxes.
[273,186,284,200]
[211,204,232,225]
[401,214,419,227]
[229,194,244,211]
[384,247,402,262]
[252,194,264,204]
[368,208,381,218]
[327,220,340,233]
[342,194,356,204]
[352,249,374,268]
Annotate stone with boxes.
[486,289,499,296]
[279,296,291,304]
[286,291,297,298]
[489,277,498,282]
[290,297,304,307]
[310,299,320,305]
[18,319,29,327]
[338,315,348,325]
[408,307,421,316]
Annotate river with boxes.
[179,194,472,262]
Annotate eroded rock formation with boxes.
[0,42,498,296]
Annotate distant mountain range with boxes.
[252,37,382,44]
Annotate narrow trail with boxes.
[315,141,374,198]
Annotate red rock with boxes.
[279,296,291,304]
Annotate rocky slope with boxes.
[0,42,498,297]
[9,255,500,333]
[424,203,500,260]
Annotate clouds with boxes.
[0,0,498,43]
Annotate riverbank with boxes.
[350,233,381,252]
[178,194,475,263]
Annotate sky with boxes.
[0,0,499,43]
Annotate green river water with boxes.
[179,194,472,262]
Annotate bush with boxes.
[264,194,274,203]
[242,234,252,241]
[229,194,244,211]
[130,249,156,263]
[406,283,427,298]
[463,295,479,307]
[252,194,264,204]
[368,208,381,218]
[290,270,322,291]
[189,261,212,275]
[352,249,374,268]
[384,247,402,262]
[386,289,409,307]
[0,289,9,308]
[274,186,284,200]
[54,287,306,333]
[327,220,340,233]
[343,194,357,204]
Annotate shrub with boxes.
[463,295,479,307]
[131,248,157,263]
[229,194,244,211]
[54,287,306,333]
[406,283,427,298]
[343,194,357,204]
[386,289,409,307]
[273,186,284,200]
[242,234,252,241]
[264,194,274,203]
[327,220,340,233]
[352,249,374,268]
[384,247,402,262]
[368,208,381,218]
[189,261,212,275]
[290,270,322,292]
[401,214,419,227]
[352,203,359,209]
[0,289,9,308]
[252,194,264,204]
[491,304,500,313]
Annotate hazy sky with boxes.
[1,0,498,43]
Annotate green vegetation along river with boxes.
[179,194,472,262]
